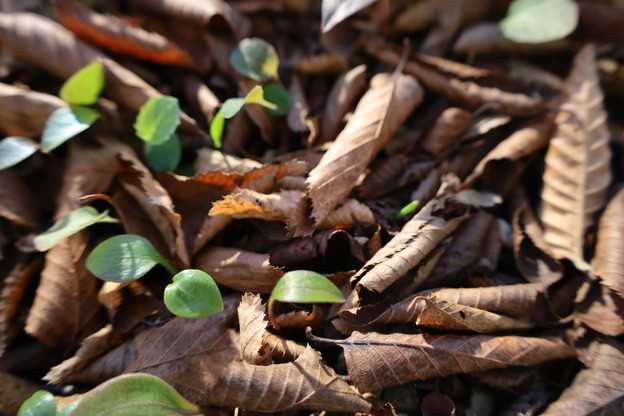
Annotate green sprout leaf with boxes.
[145,133,182,172]
[244,85,277,111]
[86,234,174,283]
[164,269,223,319]
[500,0,579,43]
[268,270,345,310]
[220,98,246,119]
[17,391,56,416]
[60,61,105,106]
[209,111,225,149]
[134,96,181,145]
[396,200,420,219]
[41,106,100,153]
[34,206,118,252]
[230,37,279,82]
[0,136,39,170]
[262,83,292,115]
[71,373,200,416]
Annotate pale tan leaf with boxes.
[313,331,575,393]
[0,170,40,228]
[540,45,611,265]
[0,82,64,137]
[318,199,375,229]
[592,188,624,296]
[307,71,423,225]
[195,247,283,293]
[238,293,305,365]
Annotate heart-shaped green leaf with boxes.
[71,373,200,416]
[0,136,39,170]
[500,0,579,43]
[244,85,277,111]
[41,106,100,153]
[34,206,118,252]
[134,96,181,145]
[269,270,345,309]
[86,234,174,283]
[145,133,182,172]
[209,111,225,149]
[230,38,279,82]
[18,391,56,416]
[262,83,292,115]
[60,61,105,106]
[164,269,223,318]
[220,98,246,119]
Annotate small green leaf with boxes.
[244,85,277,111]
[220,98,245,119]
[86,234,174,283]
[500,0,579,43]
[0,136,39,170]
[210,111,225,149]
[17,391,56,416]
[71,373,200,416]
[60,61,105,106]
[164,269,223,319]
[396,200,420,219]
[41,106,100,153]
[269,270,345,309]
[262,83,292,115]
[145,133,182,172]
[34,206,118,252]
[230,37,279,82]
[134,96,181,145]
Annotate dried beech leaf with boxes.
[307,72,423,225]
[238,293,305,365]
[421,107,473,158]
[356,154,410,199]
[56,0,194,68]
[540,45,611,266]
[0,83,65,137]
[591,188,624,296]
[319,199,375,229]
[0,170,40,228]
[574,280,624,336]
[541,341,624,415]
[195,247,283,293]
[317,331,575,392]
[194,149,262,175]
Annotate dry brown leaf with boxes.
[421,107,473,158]
[0,82,64,137]
[541,340,624,415]
[321,64,367,143]
[0,371,38,415]
[238,293,305,365]
[287,75,314,139]
[370,46,544,116]
[194,149,262,175]
[183,75,220,124]
[307,71,423,225]
[312,331,575,393]
[195,247,283,293]
[574,281,624,336]
[394,0,439,33]
[319,199,375,229]
[540,45,611,266]
[0,170,40,228]
[356,154,410,199]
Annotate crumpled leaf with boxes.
[312,331,575,393]
[238,293,305,365]
[322,0,378,32]
[0,83,65,138]
[541,340,624,415]
[540,44,611,266]
[307,71,423,225]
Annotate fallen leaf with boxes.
[540,45,611,266]
[421,107,473,158]
[322,0,377,32]
[574,280,624,336]
[0,83,65,138]
[307,71,423,225]
[0,170,40,228]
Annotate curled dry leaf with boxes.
[313,331,575,393]
[0,82,64,137]
[307,71,423,225]
[321,64,367,143]
[540,45,611,266]
[238,293,305,365]
[421,107,473,158]
[195,247,283,293]
[541,340,624,415]
[319,198,375,229]
[0,170,40,228]
[194,148,261,175]
[56,0,195,68]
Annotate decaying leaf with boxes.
[0,82,65,137]
[307,71,423,225]
[540,45,611,266]
[311,331,575,393]
[238,293,305,365]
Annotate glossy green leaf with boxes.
[244,85,277,111]
[269,270,345,308]
[60,61,105,106]
[500,0,578,43]
[134,96,181,145]
[86,234,174,283]
[230,37,279,82]
[164,269,223,318]
[41,106,100,153]
[0,136,39,170]
[397,200,420,219]
[17,391,56,416]
[34,206,118,252]
[71,373,200,416]
[209,111,225,149]
[262,83,292,115]
[220,98,245,119]
[145,133,182,172]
